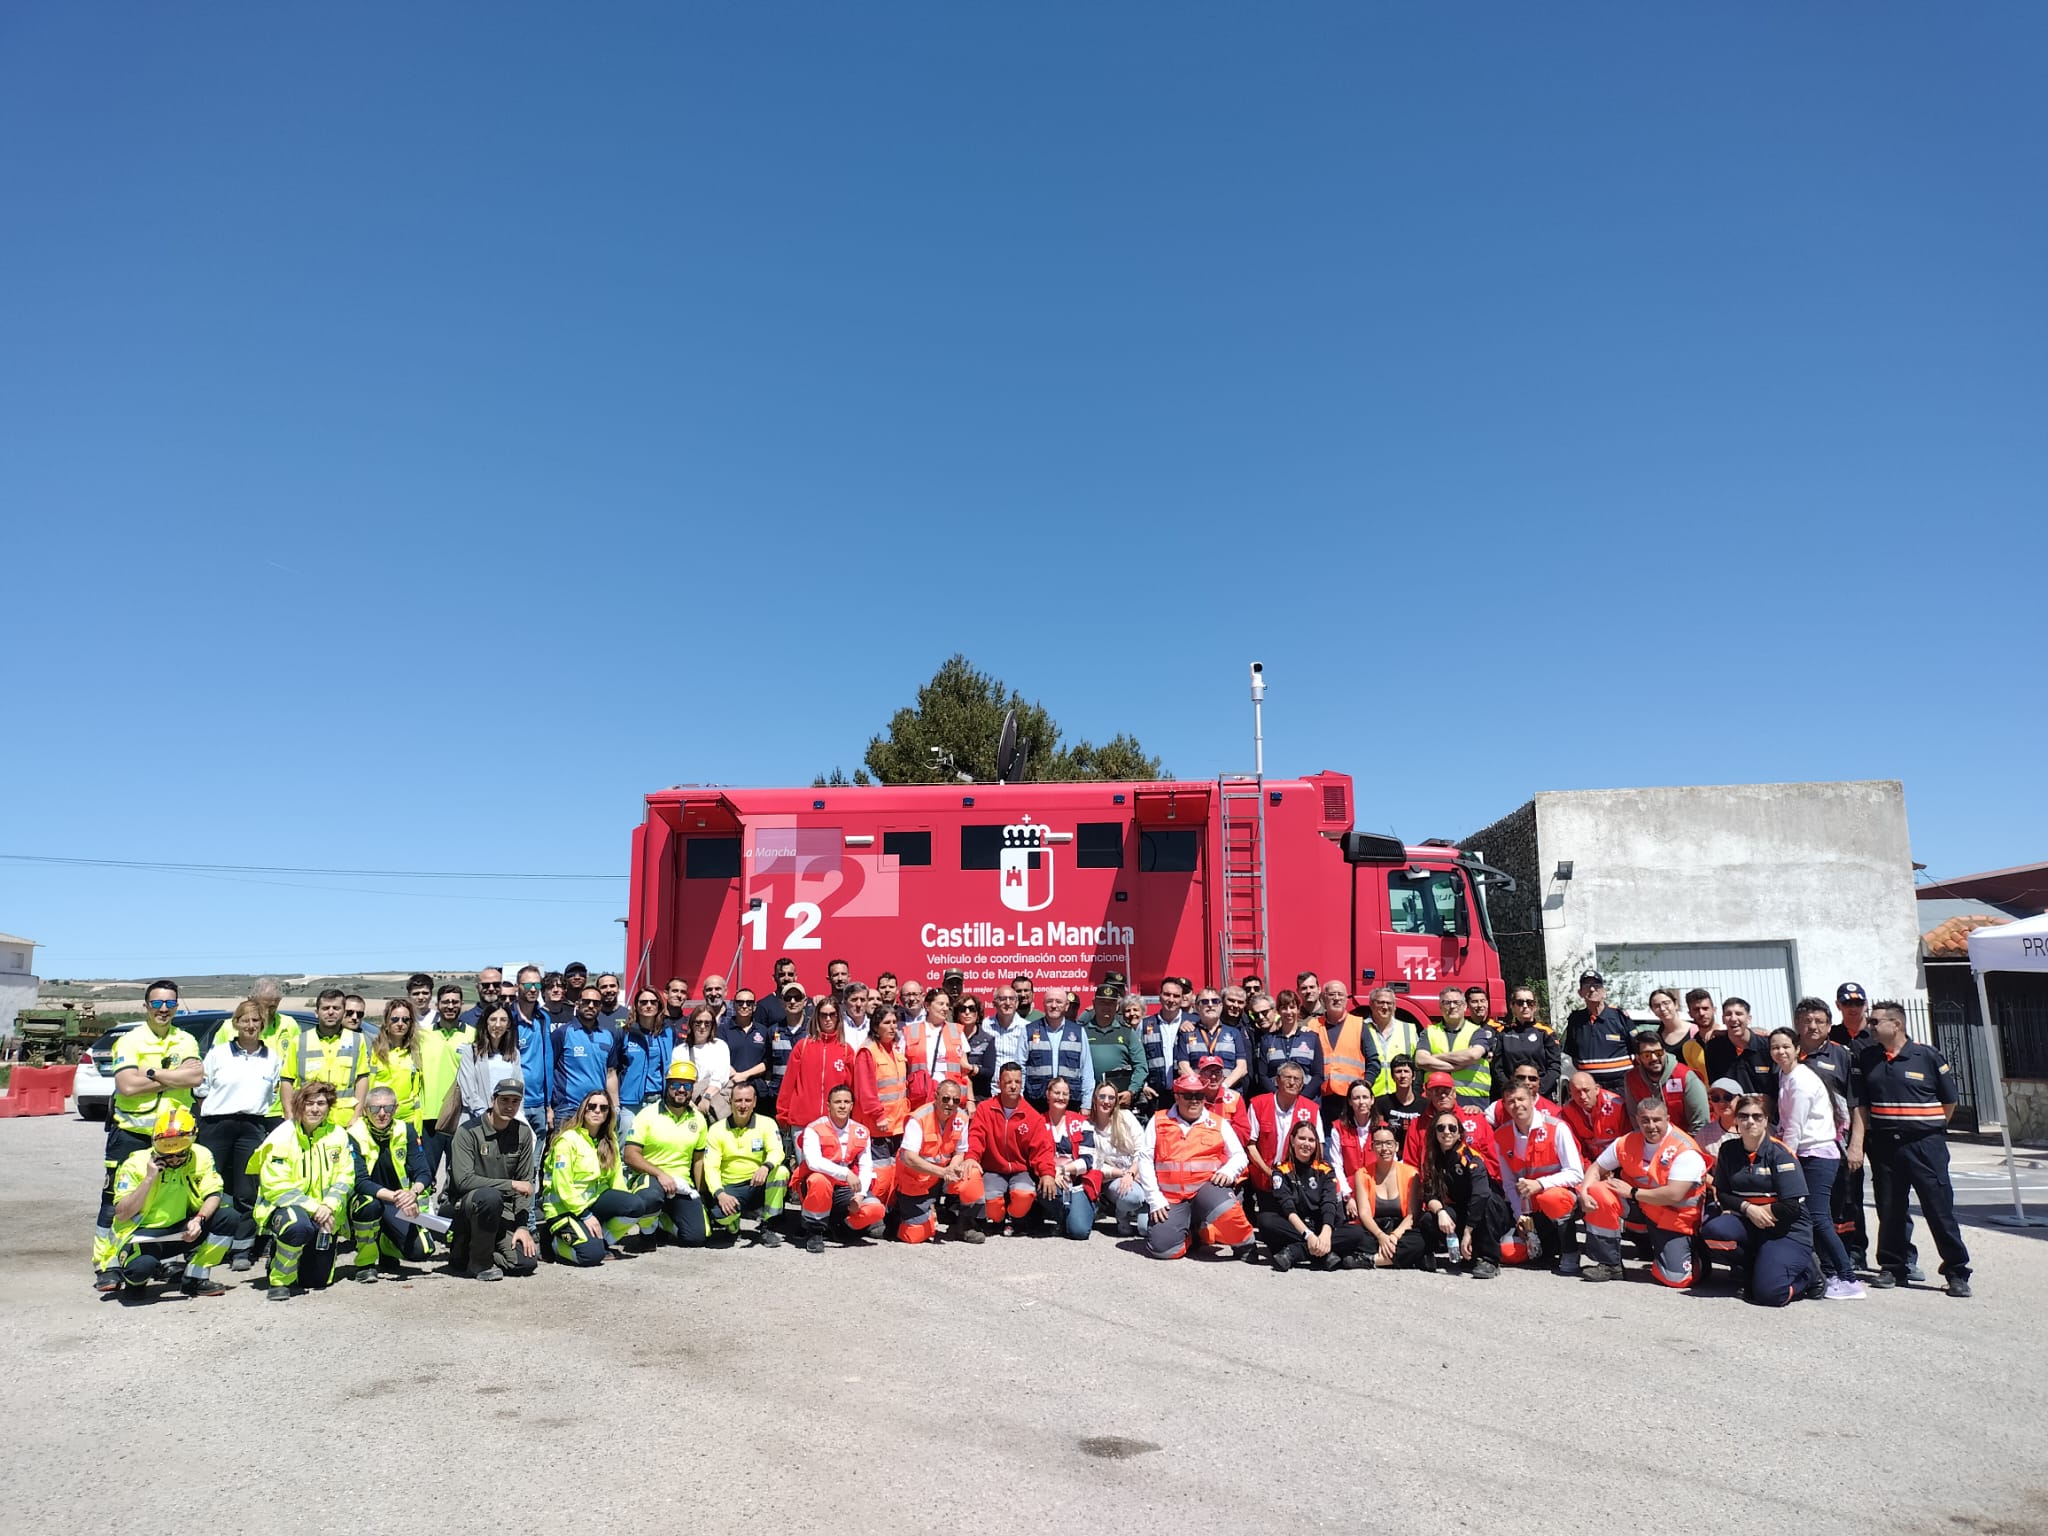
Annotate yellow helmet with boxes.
[151,1106,196,1154]
[666,1058,699,1085]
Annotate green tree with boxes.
[844,655,1167,785]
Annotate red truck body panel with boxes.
[626,772,1501,1025]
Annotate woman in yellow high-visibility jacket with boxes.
[544,1091,662,1265]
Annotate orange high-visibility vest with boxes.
[895,1103,970,1198]
[805,1116,873,1184]
[1317,1014,1370,1095]
[1151,1112,1230,1204]
[862,1041,909,1135]
[1616,1128,1704,1235]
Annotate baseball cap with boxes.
[1424,1070,1456,1090]
[1579,971,1605,987]
[1708,1077,1744,1099]
[491,1074,525,1099]
[1196,1054,1226,1072]
[1836,982,1868,1005]
[942,968,964,982]
[1172,1069,1205,1092]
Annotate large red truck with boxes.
[626,770,1508,1027]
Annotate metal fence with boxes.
[1911,995,2048,1135]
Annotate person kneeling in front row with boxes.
[797,1085,888,1253]
[622,1059,712,1248]
[1137,1070,1254,1259]
[705,1082,789,1246]
[107,1107,236,1297]
[1579,1096,1706,1288]
[545,1091,663,1266]
[346,1087,436,1282]
[1257,1119,1369,1272]
[1697,1093,1821,1306]
[893,1077,987,1244]
[443,1077,540,1280]
[253,1080,357,1300]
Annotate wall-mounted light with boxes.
[1554,860,1575,881]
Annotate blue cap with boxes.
[1836,982,1868,1004]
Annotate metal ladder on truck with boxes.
[1218,774,1269,987]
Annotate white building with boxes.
[1465,782,1924,1036]
[0,933,39,1036]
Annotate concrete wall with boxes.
[0,975,36,1037]
[1487,781,1925,1028]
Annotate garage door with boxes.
[1596,941,1797,1036]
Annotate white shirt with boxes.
[677,1038,733,1092]
[1777,1062,1840,1159]
[899,1107,968,1163]
[840,1012,872,1052]
[198,1036,284,1117]
[801,1120,874,1196]
[1499,1111,1585,1218]
[979,1016,1030,1072]
[1134,1109,1247,1206]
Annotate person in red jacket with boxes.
[1402,1072,1502,1184]
[968,1063,1057,1234]
[1245,1061,1324,1199]
[1558,1070,1629,1166]
[776,997,856,1160]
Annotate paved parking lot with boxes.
[3,1113,2045,1535]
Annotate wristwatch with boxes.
[146,1068,158,1082]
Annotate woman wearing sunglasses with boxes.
[1696,1092,1822,1306]
[1419,1112,1509,1278]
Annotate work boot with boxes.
[1339,1253,1369,1270]
[267,1285,293,1302]
[93,1270,120,1293]
[230,1254,253,1273]
[1869,1270,1900,1289]
[473,1266,504,1282]
[1271,1248,1296,1274]
[1316,1251,1343,1272]
[952,1224,986,1245]
[805,1236,825,1255]
[756,1225,784,1249]
[1580,1262,1616,1282]
[181,1275,225,1298]
[1947,1277,1973,1299]
[1471,1259,1501,1280]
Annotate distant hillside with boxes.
[39,972,475,1003]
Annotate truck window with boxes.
[1076,822,1123,869]
[960,825,1005,870]
[1387,870,1462,935]
[882,831,931,867]
[1140,829,1199,873]
[685,838,741,880]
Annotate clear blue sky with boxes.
[4,6,2042,977]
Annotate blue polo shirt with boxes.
[617,1025,676,1110]
[516,1011,553,1114]
[722,1015,772,1080]
[551,1017,624,1114]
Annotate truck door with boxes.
[1380,865,1472,1010]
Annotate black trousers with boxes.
[1872,1134,1970,1281]
[1254,1211,1369,1265]
[196,1112,268,1254]
[450,1188,537,1275]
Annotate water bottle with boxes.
[315,1227,332,1254]
[1526,1223,1543,1263]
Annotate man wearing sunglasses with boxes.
[460,967,505,1028]
[94,980,205,1290]
[1172,989,1249,1092]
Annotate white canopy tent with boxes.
[1966,912,2048,1226]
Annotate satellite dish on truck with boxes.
[996,709,1020,784]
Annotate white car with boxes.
[72,1022,138,1120]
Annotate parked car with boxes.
[73,1010,315,1120]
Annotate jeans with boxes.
[1799,1154,1855,1281]
[1056,1186,1098,1240]
[1105,1179,1152,1233]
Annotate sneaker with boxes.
[353,1266,379,1284]
[1555,1254,1583,1278]
[267,1285,293,1302]
[1340,1253,1369,1270]
[955,1227,986,1245]
[1869,1270,1900,1290]
[229,1254,253,1274]
[1906,1262,1927,1285]
[1271,1249,1296,1274]
[1471,1259,1500,1280]
[1835,1278,1867,1299]
[472,1266,504,1282]
[1947,1277,1973,1299]
[1580,1263,1615,1283]
[804,1236,825,1255]
[181,1275,225,1298]
[757,1227,784,1249]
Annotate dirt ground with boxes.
[3,1113,2046,1535]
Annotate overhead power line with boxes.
[0,853,625,881]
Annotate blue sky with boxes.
[3,6,2042,977]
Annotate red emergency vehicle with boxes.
[626,772,1505,1025]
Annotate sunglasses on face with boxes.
[1734,1111,1765,1122]
[344,1010,365,1019]
[146,999,178,1010]
[1435,1124,1461,1136]
[389,1013,413,1025]
[1709,1093,1734,1104]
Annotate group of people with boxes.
[89,959,1974,1305]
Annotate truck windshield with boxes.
[1387,870,1464,937]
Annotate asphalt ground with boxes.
[3,1113,2045,1536]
